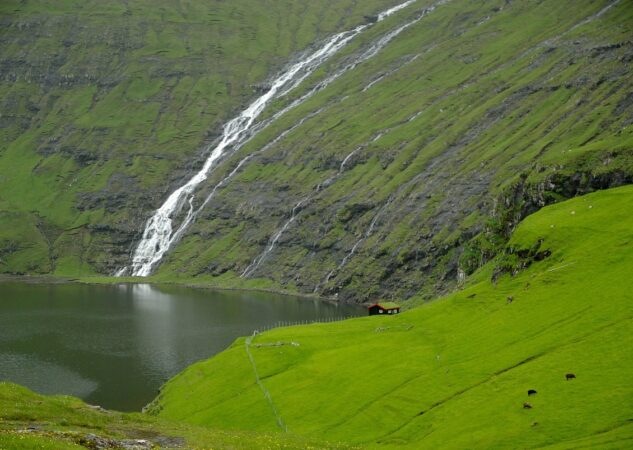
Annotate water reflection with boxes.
[0,283,361,411]
[130,284,183,379]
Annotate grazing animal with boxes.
[566,373,576,380]
[528,389,537,396]
[523,402,532,409]
[507,296,514,303]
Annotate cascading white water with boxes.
[121,0,430,277]
[266,3,443,126]
[377,0,418,20]
[123,29,363,276]
[233,1,441,281]
[236,6,452,279]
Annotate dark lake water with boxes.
[0,282,362,411]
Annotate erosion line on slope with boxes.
[124,27,361,276]
[242,140,369,279]
[170,109,327,253]
[314,143,441,292]
[404,0,623,131]
[272,1,450,124]
[239,0,618,287]
[563,0,621,36]
[241,127,388,280]
[241,197,311,278]
[313,0,622,288]
[502,0,622,76]
[245,332,287,432]
[208,3,452,279]
[315,195,394,292]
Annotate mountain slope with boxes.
[1,0,632,302]
[151,185,633,448]
[149,0,633,302]
[0,0,404,276]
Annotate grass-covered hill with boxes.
[1,0,631,303]
[149,186,633,449]
[0,0,404,277]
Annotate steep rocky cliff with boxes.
[0,0,404,275]
[1,0,632,302]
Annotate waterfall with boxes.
[154,107,327,269]
[121,27,366,277]
[119,0,440,277]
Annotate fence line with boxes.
[244,315,355,430]
[254,315,355,334]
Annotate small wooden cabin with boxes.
[368,302,401,316]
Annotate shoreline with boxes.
[0,273,361,306]
[0,274,78,284]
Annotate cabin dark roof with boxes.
[369,302,401,310]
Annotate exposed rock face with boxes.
[0,0,408,276]
[151,0,632,303]
[79,434,154,450]
[1,0,631,302]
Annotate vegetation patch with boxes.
[153,186,633,448]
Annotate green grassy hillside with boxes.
[0,382,352,449]
[0,0,403,277]
[151,186,633,448]
[2,2,632,448]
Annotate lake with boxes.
[0,282,362,411]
